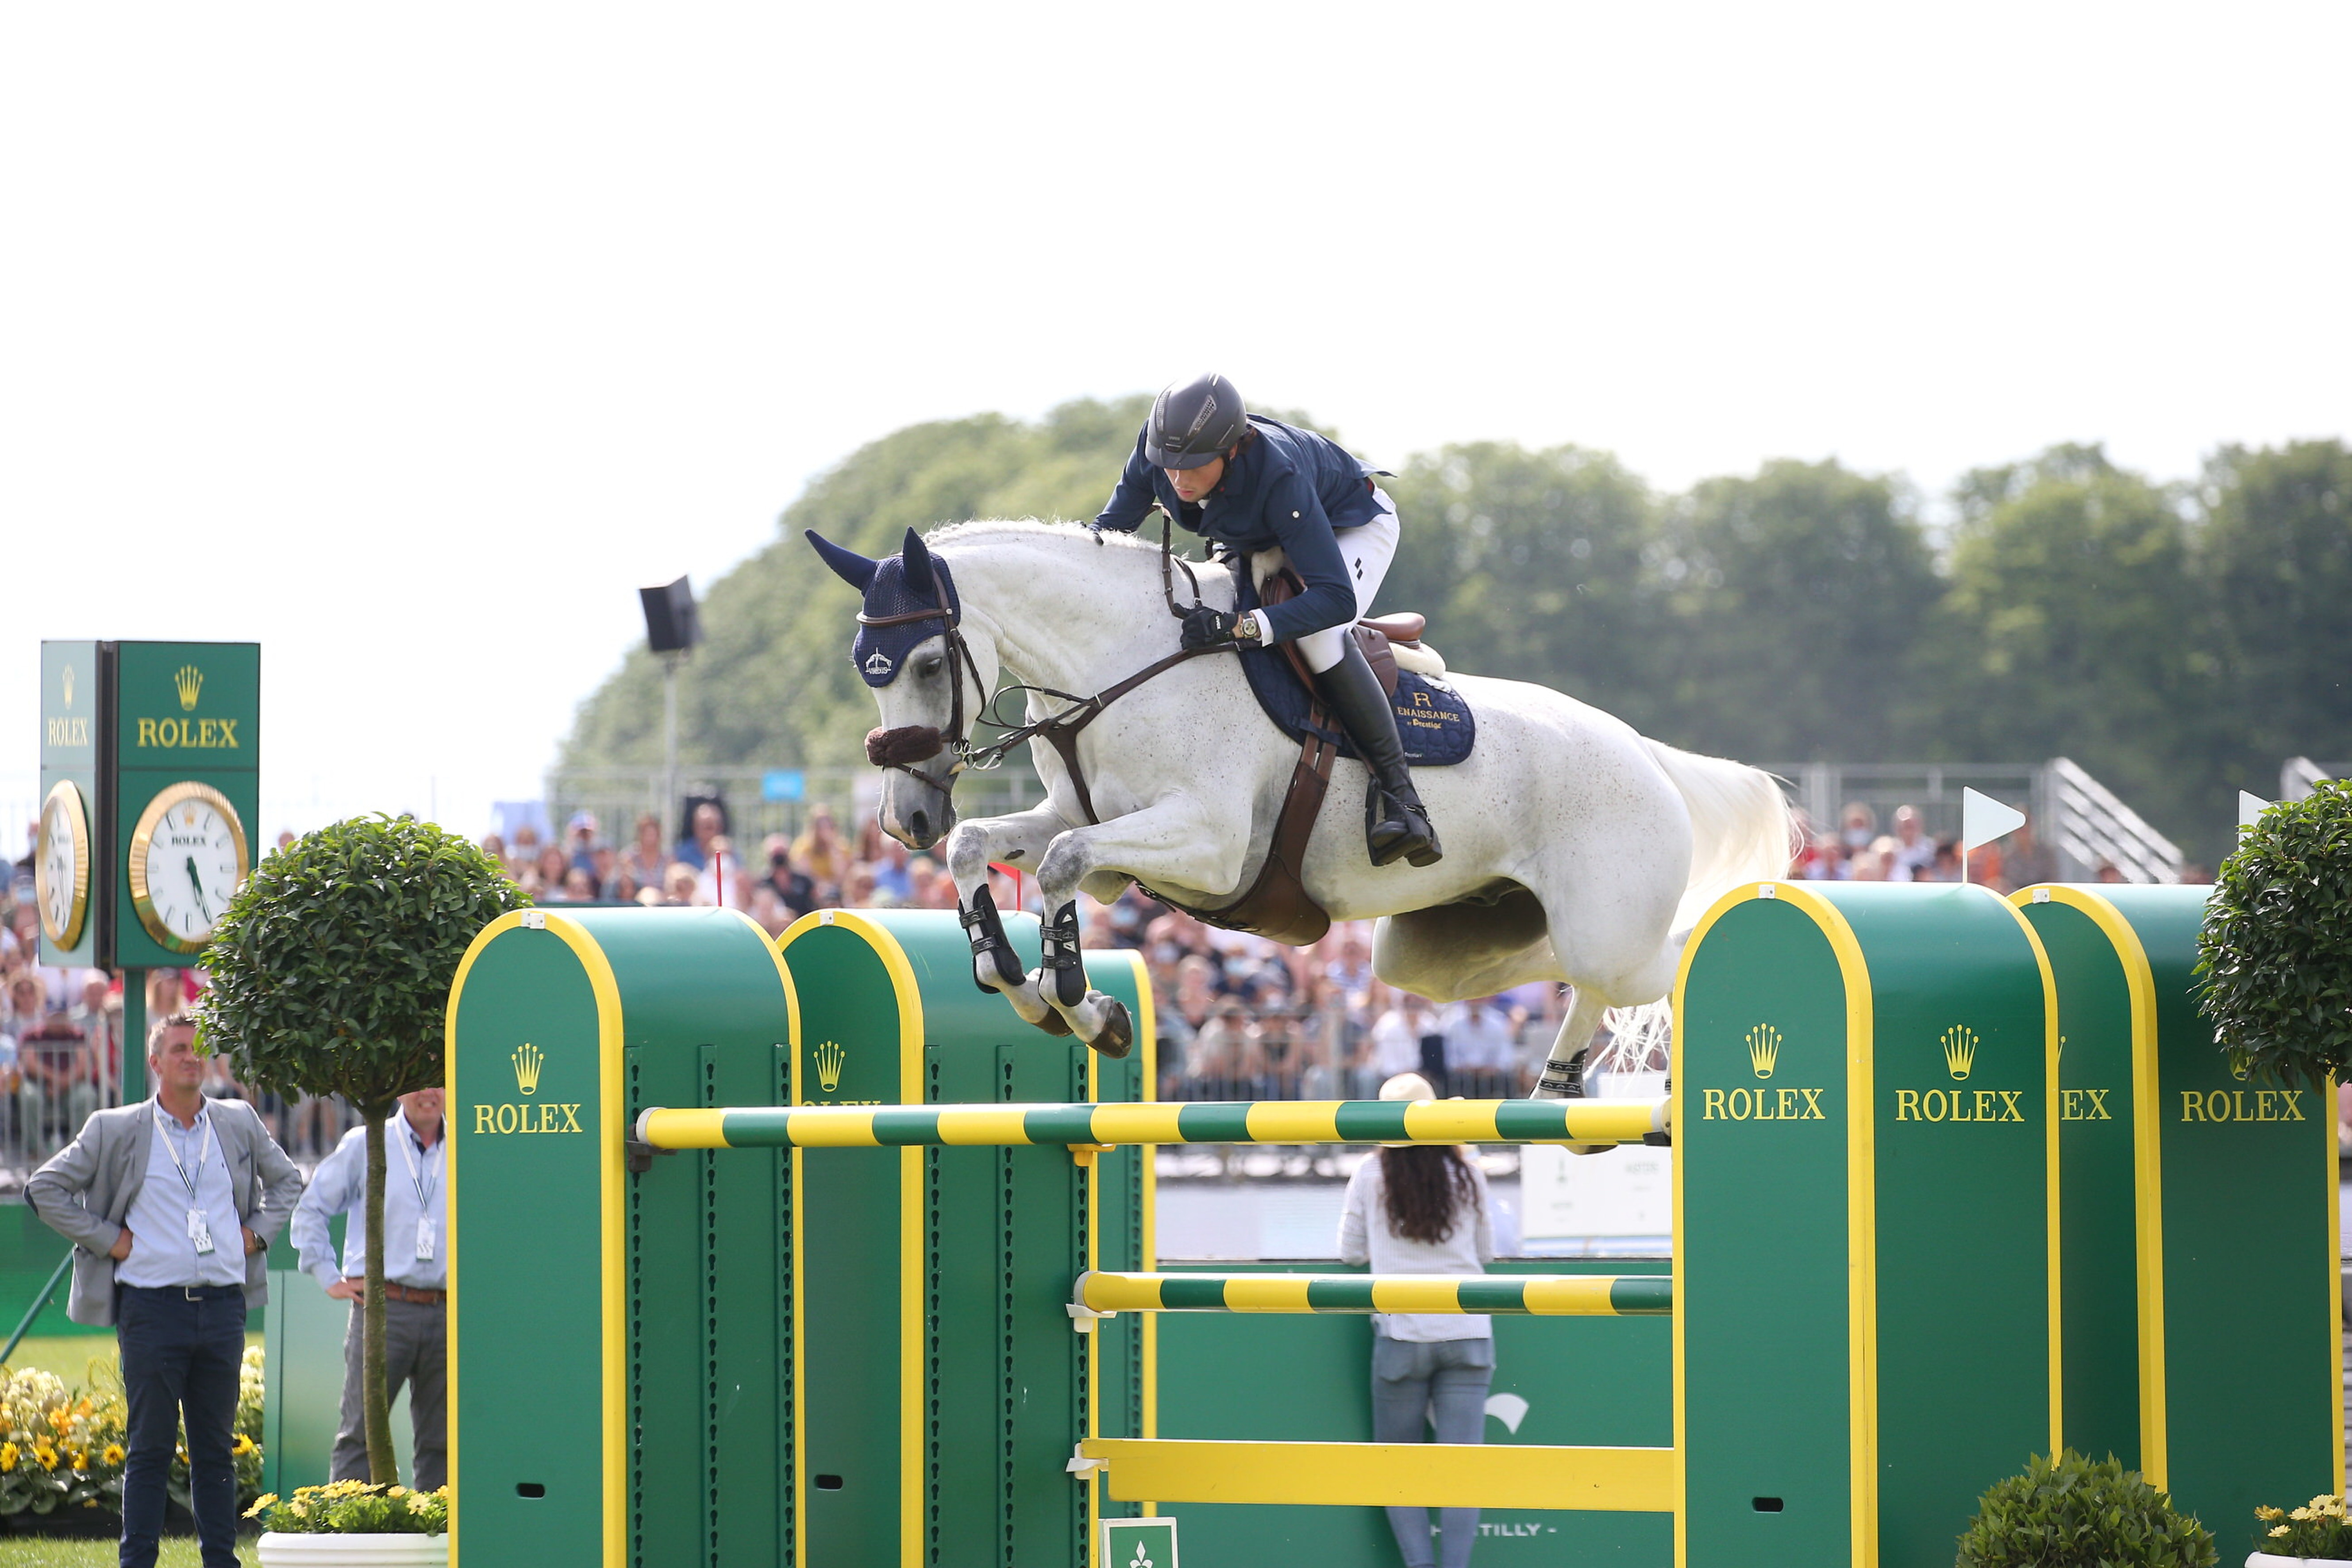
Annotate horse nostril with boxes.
[909,810,931,843]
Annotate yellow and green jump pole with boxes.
[633,1095,1670,1151]
[1073,1270,1673,1317]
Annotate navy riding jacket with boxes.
[1094,415,1389,645]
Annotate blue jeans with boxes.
[1371,1333,1495,1568]
[117,1284,246,1568]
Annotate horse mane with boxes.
[921,516,1163,556]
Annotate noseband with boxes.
[859,601,985,798]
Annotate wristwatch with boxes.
[1234,612,1264,644]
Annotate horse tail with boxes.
[1642,740,1800,932]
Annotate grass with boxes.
[0,1536,257,1565]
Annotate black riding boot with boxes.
[1317,640,1442,868]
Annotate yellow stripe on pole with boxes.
[1521,1276,1621,1315]
[1215,1276,1316,1313]
[1242,1102,1344,1144]
[1076,1272,1168,1312]
[1560,1100,1668,1145]
[1080,1439,1675,1511]
[642,1108,729,1148]
[1367,1278,1474,1314]
[778,1108,882,1147]
[1086,1103,1190,1146]
[1399,1101,1504,1143]
[931,1107,1035,1146]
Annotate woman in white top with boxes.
[1339,1072,1499,1568]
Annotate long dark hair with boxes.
[1378,1144,1478,1245]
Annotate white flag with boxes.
[2239,791,2271,830]
[1960,788,2026,855]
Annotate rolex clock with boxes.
[127,781,250,953]
[35,779,93,949]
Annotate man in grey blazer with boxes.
[28,1014,304,1568]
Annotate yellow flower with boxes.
[70,1451,87,1472]
[0,1443,15,1472]
[232,1434,255,1456]
[243,1494,278,1520]
[2258,1506,2284,1520]
[101,1444,123,1466]
[36,1445,58,1472]
[2292,1506,2316,1521]
[389,1485,406,1497]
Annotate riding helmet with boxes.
[1144,372,1249,469]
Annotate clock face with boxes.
[35,780,92,949]
[129,782,250,954]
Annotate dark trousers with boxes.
[117,1284,247,1568]
[331,1295,447,1490]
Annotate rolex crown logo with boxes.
[1745,1024,1781,1080]
[61,665,75,709]
[174,665,204,711]
[512,1042,544,1096]
[813,1040,847,1095]
[1941,1025,1979,1082]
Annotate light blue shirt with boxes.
[115,1102,247,1289]
[290,1115,447,1291]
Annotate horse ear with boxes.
[901,528,936,596]
[804,530,878,591]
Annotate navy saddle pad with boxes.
[1232,583,1475,768]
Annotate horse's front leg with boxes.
[943,806,1075,1034]
[1031,796,1247,1058]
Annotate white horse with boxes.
[808,519,1794,1095]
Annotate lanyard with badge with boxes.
[158,1111,219,1256]
[397,1120,441,1262]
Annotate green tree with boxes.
[1934,444,2221,841]
[559,397,1155,776]
[2198,439,2352,777]
[1382,442,1666,728]
[197,816,527,1483]
[1651,458,1940,761]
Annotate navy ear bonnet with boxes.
[804,528,961,689]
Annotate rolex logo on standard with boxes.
[1940,1025,1979,1082]
[1745,1024,1781,1080]
[813,1040,846,1095]
[512,1043,544,1095]
[175,665,204,711]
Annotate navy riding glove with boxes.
[1181,606,1247,649]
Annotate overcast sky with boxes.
[6,3,2347,857]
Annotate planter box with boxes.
[2248,1553,2352,1567]
[257,1533,448,1567]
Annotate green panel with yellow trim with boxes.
[774,908,1150,1568]
[447,906,798,1568]
[111,641,261,971]
[2017,883,2343,1540]
[1677,881,2058,1568]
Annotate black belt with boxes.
[121,1283,244,1302]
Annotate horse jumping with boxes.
[808,520,1794,1096]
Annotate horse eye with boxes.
[918,658,943,678]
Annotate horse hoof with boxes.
[1085,998,1133,1059]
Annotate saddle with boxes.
[1138,574,1433,947]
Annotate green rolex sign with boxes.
[111,641,261,970]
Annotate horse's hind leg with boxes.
[944,805,1077,1034]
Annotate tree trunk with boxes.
[361,1108,398,1485]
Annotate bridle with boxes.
[860,514,1223,823]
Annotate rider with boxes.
[1094,373,1441,868]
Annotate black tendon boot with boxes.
[1317,640,1442,868]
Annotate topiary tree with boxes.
[2198,779,2352,1090]
[196,815,527,1484]
[1956,1450,2216,1568]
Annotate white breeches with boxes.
[1249,487,1401,674]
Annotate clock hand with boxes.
[186,855,209,919]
